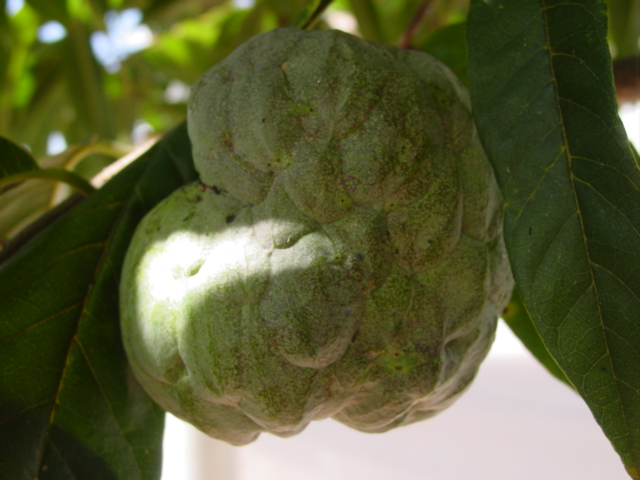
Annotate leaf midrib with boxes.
[33,198,144,478]
[541,0,636,468]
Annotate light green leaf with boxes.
[347,0,384,43]
[64,22,116,140]
[608,0,640,58]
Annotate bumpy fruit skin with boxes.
[120,28,513,445]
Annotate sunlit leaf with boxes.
[608,0,640,58]
[0,137,96,202]
[0,143,97,245]
[0,168,94,196]
[67,0,95,23]
[143,4,267,85]
[64,22,116,140]
[0,122,197,479]
[140,0,227,27]
[5,41,70,156]
[0,3,38,121]
[468,1,640,478]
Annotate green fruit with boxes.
[119,28,513,446]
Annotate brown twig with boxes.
[398,1,432,49]
[292,0,334,31]
[613,55,640,105]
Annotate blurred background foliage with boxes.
[0,0,638,247]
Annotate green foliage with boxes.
[0,0,639,478]
[0,136,39,177]
[0,123,197,479]
[0,136,95,195]
[502,288,572,388]
[467,1,640,477]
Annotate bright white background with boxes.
[159,105,639,480]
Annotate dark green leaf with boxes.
[0,122,198,479]
[419,21,468,84]
[24,0,69,23]
[0,137,94,197]
[262,0,309,26]
[502,288,573,388]
[0,136,38,178]
[468,1,640,478]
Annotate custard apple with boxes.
[119,28,513,446]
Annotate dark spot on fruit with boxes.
[226,214,236,224]
[395,365,402,371]
[350,329,360,343]
[199,180,223,195]
[262,118,266,123]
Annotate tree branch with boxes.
[398,1,432,49]
[614,55,640,105]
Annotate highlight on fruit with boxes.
[119,28,514,446]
